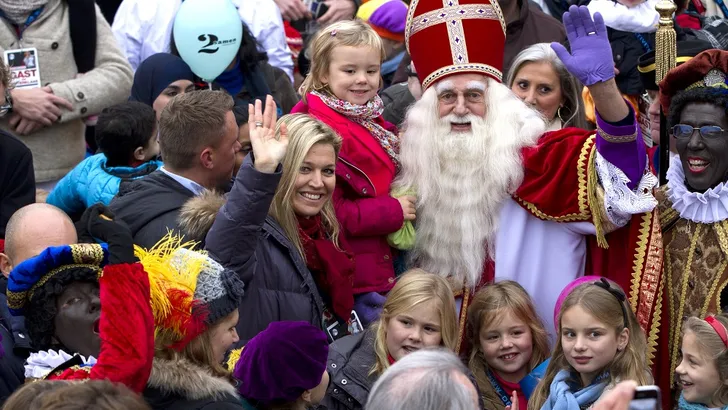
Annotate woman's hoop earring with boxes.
[557,105,566,124]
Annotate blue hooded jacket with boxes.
[47,154,162,216]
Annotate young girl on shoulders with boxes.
[292,20,415,326]
[468,280,551,410]
[676,314,728,410]
[323,269,458,410]
[529,278,651,410]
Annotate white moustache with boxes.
[441,114,481,125]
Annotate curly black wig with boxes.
[25,268,100,352]
[668,87,728,129]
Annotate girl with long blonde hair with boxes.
[529,278,651,410]
[467,280,551,410]
[205,97,357,346]
[322,270,458,410]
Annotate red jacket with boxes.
[292,95,402,294]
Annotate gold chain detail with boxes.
[646,272,664,365]
[456,289,471,355]
[597,127,637,143]
[670,223,703,386]
[629,212,653,311]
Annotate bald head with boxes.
[366,349,480,410]
[1,204,77,276]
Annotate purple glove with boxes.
[354,292,387,327]
[551,6,614,86]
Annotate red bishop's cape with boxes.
[455,128,664,369]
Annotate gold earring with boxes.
[557,106,566,124]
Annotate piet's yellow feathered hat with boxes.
[136,234,244,350]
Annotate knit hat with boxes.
[174,248,243,325]
[136,235,244,350]
[234,321,329,405]
[637,39,712,91]
[6,243,109,350]
[357,0,408,42]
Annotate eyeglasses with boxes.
[0,89,12,118]
[672,124,727,140]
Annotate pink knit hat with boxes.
[553,276,601,332]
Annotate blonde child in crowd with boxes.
[676,314,728,410]
[467,280,551,410]
[322,270,458,410]
[529,278,651,410]
[292,20,415,326]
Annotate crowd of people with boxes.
[2,0,728,409]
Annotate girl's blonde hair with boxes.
[299,20,386,100]
[270,114,343,258]
[155,310,237,379]
[528,280,651,410]
[683,314,728,405]
[467,280,550,396]
[370,269,458,376]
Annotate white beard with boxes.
[395,79,546,289]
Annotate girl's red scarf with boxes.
[297,215,356,320]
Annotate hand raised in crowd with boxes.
[551,5,614,87]
[10,87,73,126]
[250,95,289,174]
[397,195,417,221]
[318,0,357,24]
[274,0,311,21]
[82,204,137,265]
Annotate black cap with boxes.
[638,39,713,91]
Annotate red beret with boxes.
[659,49,728,114]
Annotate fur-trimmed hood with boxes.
[144,357,239,404]
[177,191,227,243]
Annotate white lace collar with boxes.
[667,156,728,223]
[24,349,97,379]
[587,0,659,33]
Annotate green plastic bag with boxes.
[387,187,416,250]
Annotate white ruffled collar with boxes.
[667,156,728,223]
[24,349,96,379]
[587,0,659,33]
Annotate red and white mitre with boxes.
[405,0,507,89]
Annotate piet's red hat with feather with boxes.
[405,0,507,90]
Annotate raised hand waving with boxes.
[551,5,615,86]
[249,95,289,174]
